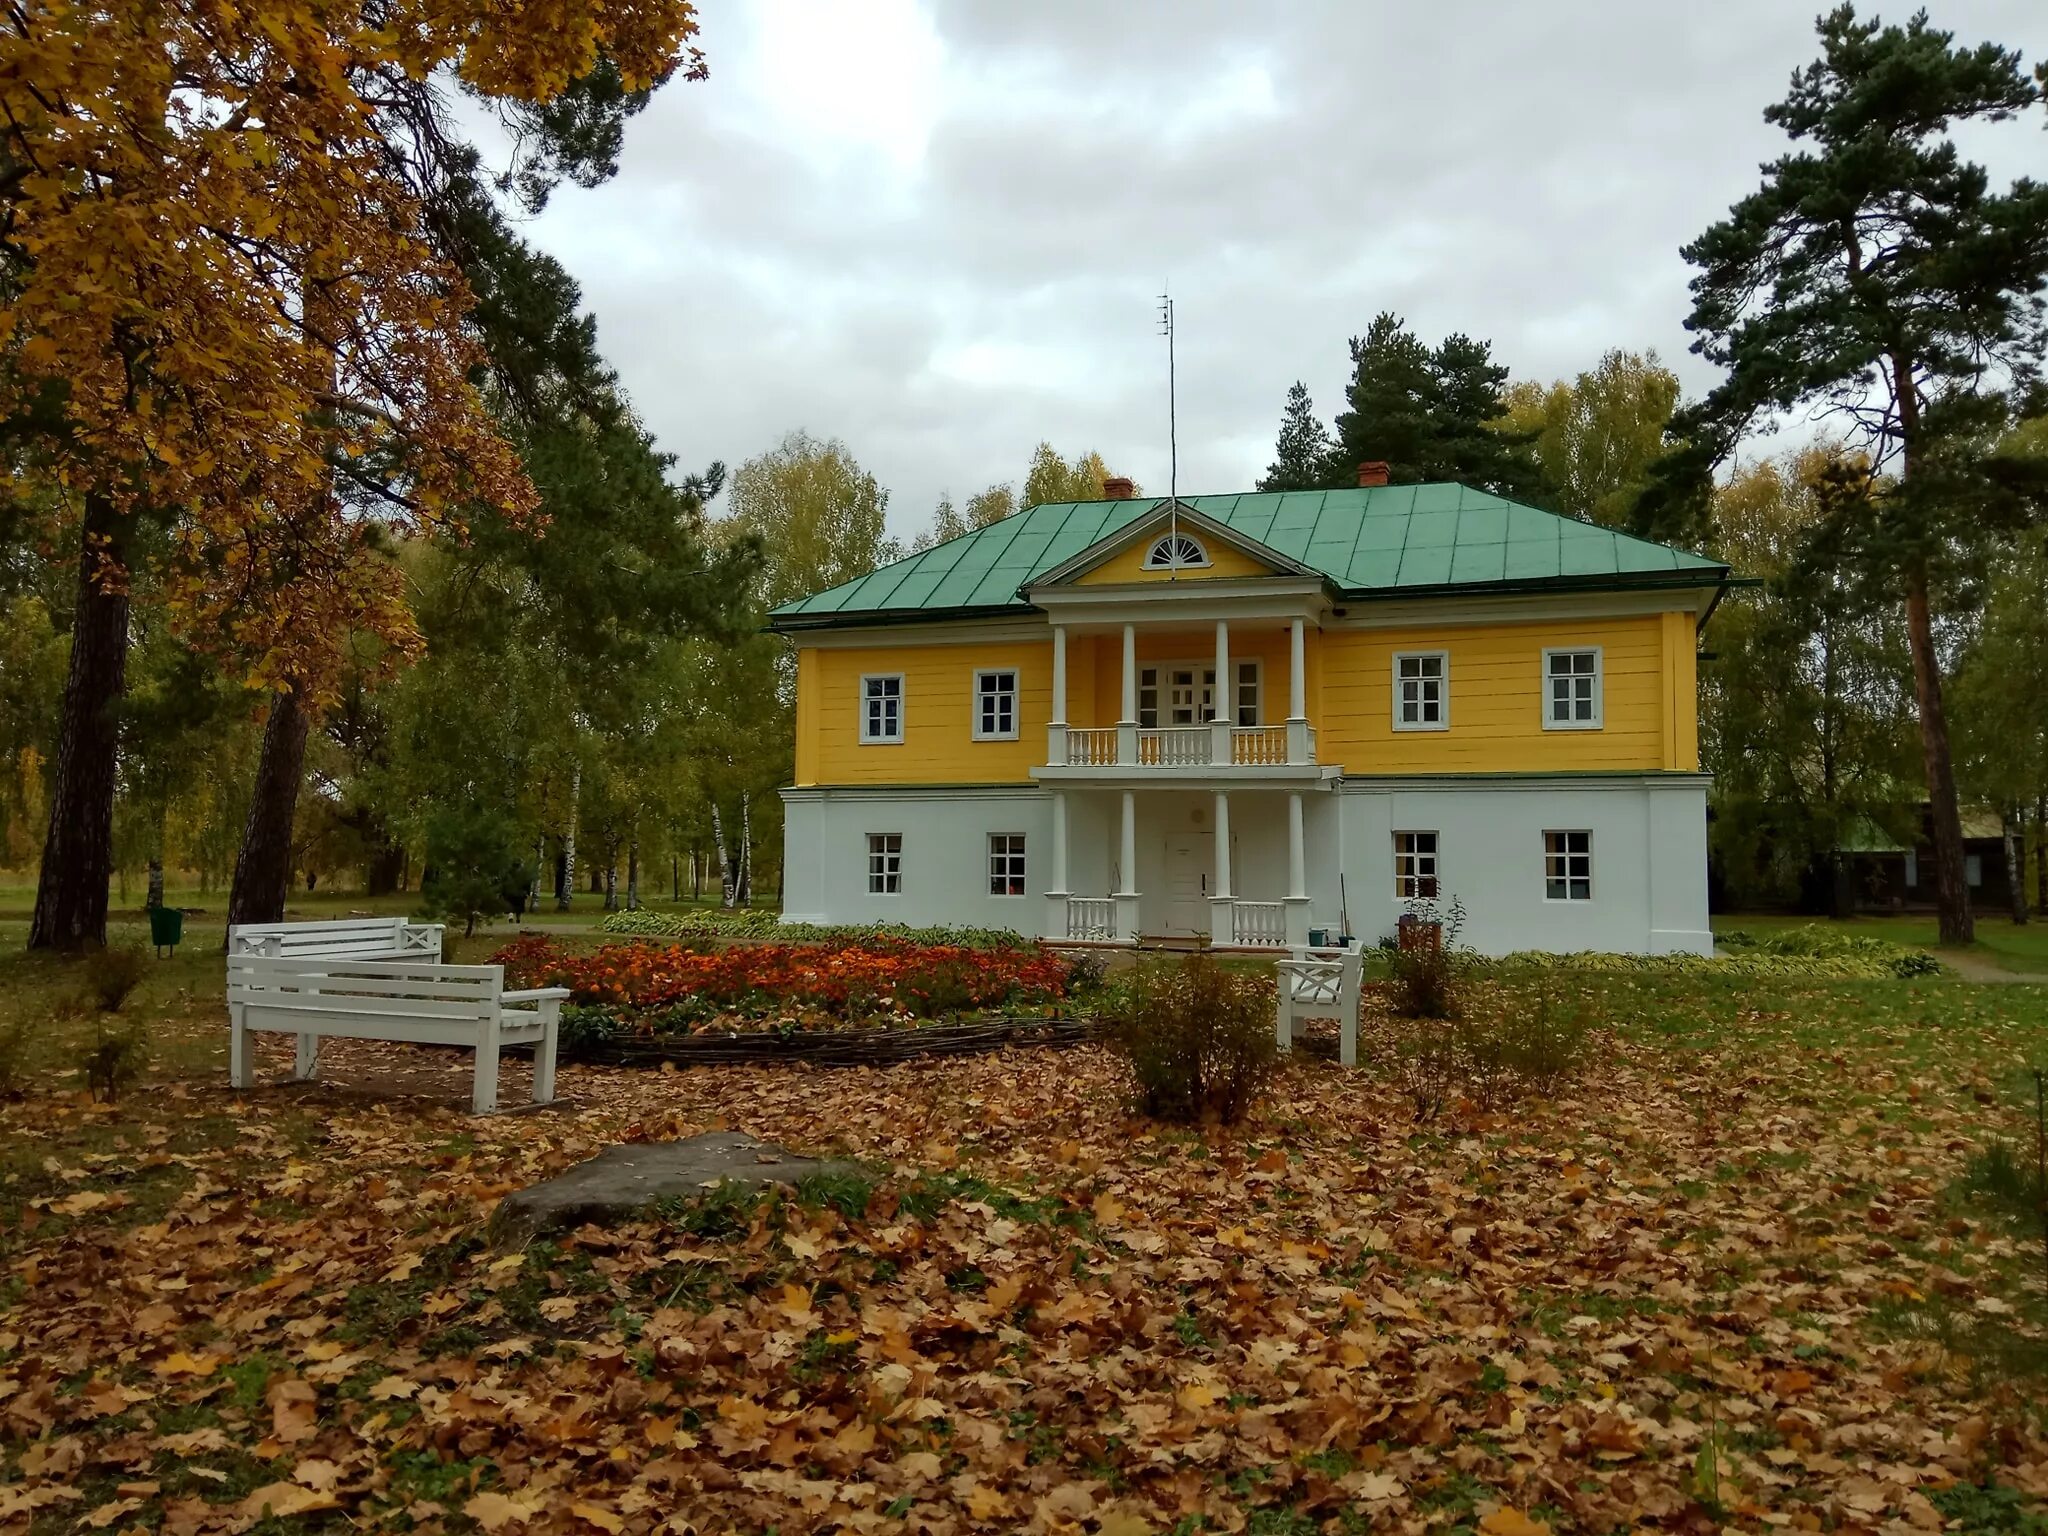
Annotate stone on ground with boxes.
[491,1131,863,1243]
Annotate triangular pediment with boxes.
[1028,501,1318,591]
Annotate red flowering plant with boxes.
[487,934,1077,1034]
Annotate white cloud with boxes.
[514,0,2048,543]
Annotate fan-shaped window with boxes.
[1143,533,1209,570]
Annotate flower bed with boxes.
[489,933,1079,1043]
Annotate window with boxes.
[1544,830,1592,901]
[1234,660,1259,727]
[1966,853,1984,888]
[1143,533,1209,570]
[973,669,1018,740]
[1393,831,1439,900]
[1137,662,1261,728]
[867,833,902,894]
[988,834,1027,896]
[1393,651,1447,731]
[1543,648,1603,729]
[860,674,903,744]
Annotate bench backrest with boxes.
[227,918,440,961]
[227,955,504,1024]
[1277,947,1365,1008]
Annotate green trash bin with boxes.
[149,904,184,957]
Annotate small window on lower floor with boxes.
[867,833,902,894]
[1544,829,1592,901]
[1393,831,1439,900]
[988,833,1026,896]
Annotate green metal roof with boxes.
[769,484,1729,625]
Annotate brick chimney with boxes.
[1357,461,1390,488]
[1102,476,1135,500]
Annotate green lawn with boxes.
[1716,909,2048,976]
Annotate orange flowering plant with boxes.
[491,934,1077,1031]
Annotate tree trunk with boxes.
[30,491,131,951]
[146,859,164,913]
[711,800,735,907]
[557,764,579,911]
[364,835,406,896]
[1903,568,1972,944]
[627,839,640,911]
[228,688,313,930]
[602,852,618,911]
[737,791,752,906]
[2038,794,2047,916]
[2003,808,2028,925]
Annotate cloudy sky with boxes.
[506,1,2048,545]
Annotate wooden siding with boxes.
[1316,613,1687,772]
[803,641,1052,785]
[1072,538,1276,585]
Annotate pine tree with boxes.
[1674,4,2048,944]
[1257,382,1332,492]
[1323,316,1529,494]
[1326,314,1435,486]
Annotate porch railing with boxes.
[1065,728,1118,766]
[1230,726,1288,766]
[1065,896,1116,942]
[1137,726,1210,767]
[1231,901,1288,948]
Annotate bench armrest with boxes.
[503,987,572,1004]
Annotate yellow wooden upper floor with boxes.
[773,483,1729,787]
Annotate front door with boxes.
[1160,832,1212,936]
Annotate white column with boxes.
[1284,789,1311,947]
[1044,789,1070,939]
[1209,790,1234,946]
[1048,624,1068,765]
[1115,789,1140,942]
[1117,623,1139,765]
[1286,616,1311,764]
[1209,618,1232,766]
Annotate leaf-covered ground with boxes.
[4,972,2047,1536]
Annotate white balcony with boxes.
[1044,720,1317,770]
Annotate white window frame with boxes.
[859,673,905,745]
[1137,660,1262,728]
[1393,831,1439,900]
[1541,647,1604,731]
[1543,829,1593,903]
[867,832,903,895]
[971,668,1020,741]
[1142,533,1210,571]
[1391,650,1449,732]
[988,833,1027,897]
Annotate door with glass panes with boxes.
[1137,662,1260,727]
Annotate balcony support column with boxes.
[1117,624,1138,766]
[1114,789,1140,942]
[1209,790,1234,946]
[1047,624,1068,765]
[1210,618,1232,766]
[1044,790,1071,939]
[1284,789,1311,948]
[1286,617,1311,765]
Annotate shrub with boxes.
[1388,896,1466,1020]
[1378,987,1592,1119]
[80,1022,147,1103]
[596,908,1036,951]
[81,946,150,1014]
[556,1004,622,1059]
[1103,956,1278,1126]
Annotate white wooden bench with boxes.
[1275,946,1366,1067]
[226,955,568,1114]
[227,916,444,962]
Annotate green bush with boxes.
[1376,988,1593,1119]
[597,908,1036,952]
[1389,897,1466,1020]
[80,946,150,1014]
[1714,924,1943,978]
[1103,956,1278,1126]
[1487,940,1941,981]
[556,1004,622,1059]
